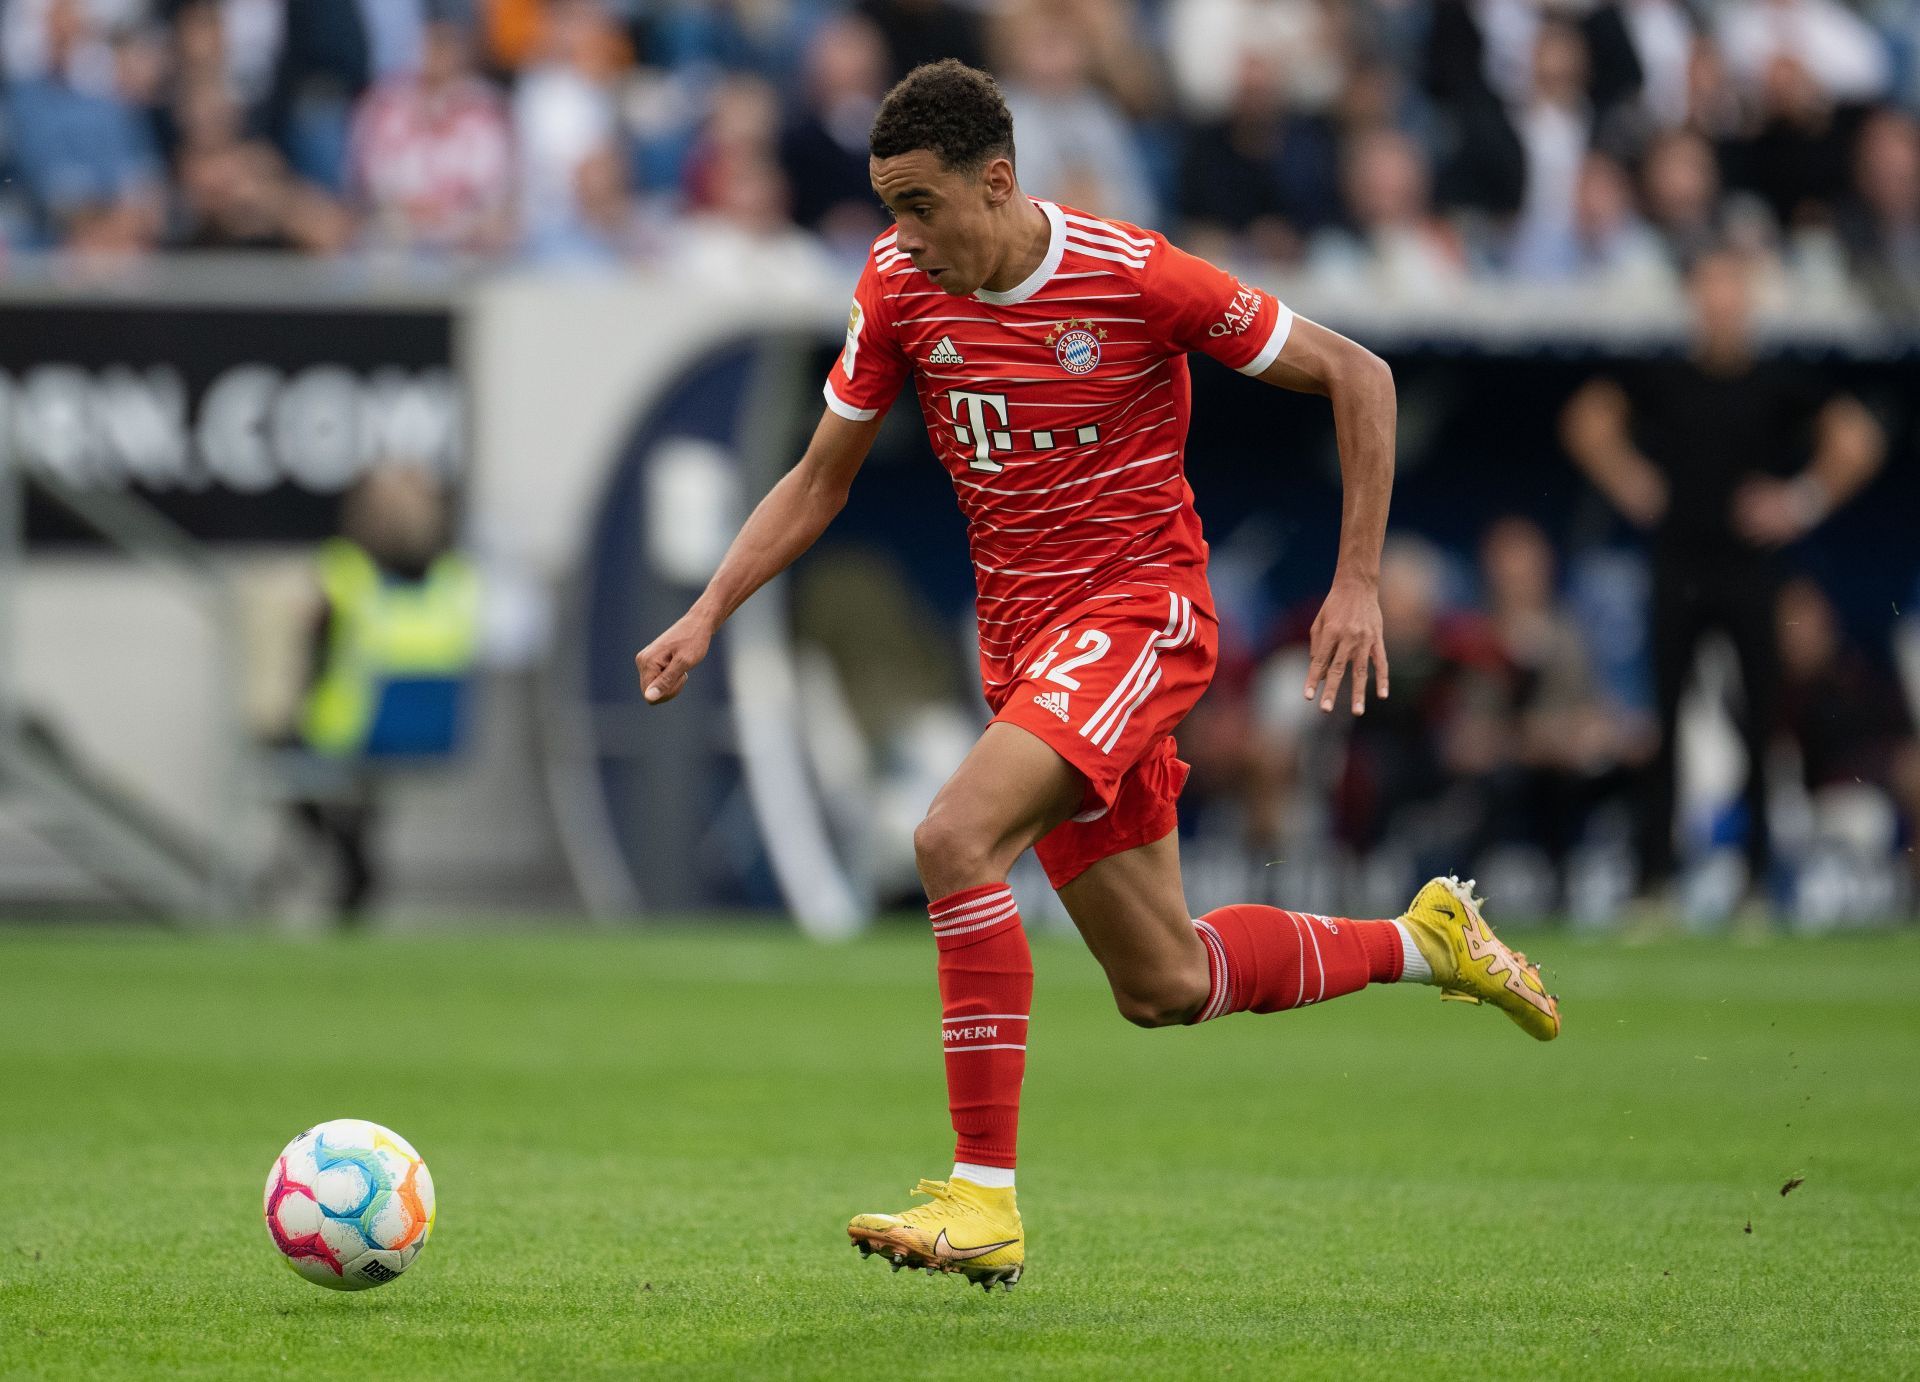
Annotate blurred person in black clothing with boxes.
[265,0,372,190]
[1721,54,1858,234]
[1176,50,1338,265]
[778,14,889,248]
[1776,577,1920,888]
[1420,0,1525,217]
[1561,248,1885,903]
[854,0,986,83]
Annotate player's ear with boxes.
[982,156,1017,207]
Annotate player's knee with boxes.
[1113,970,1209,1028]
[913,810,997,891]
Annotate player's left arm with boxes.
[1255,317,1396,716]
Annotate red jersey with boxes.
[822,199,1291,698]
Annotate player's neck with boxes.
[980,195,1052,295]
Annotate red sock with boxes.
[929,884,1031,1169]
[1189,905,1403,1022]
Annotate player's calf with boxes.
[1108,963,1210,1028]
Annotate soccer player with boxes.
[636,60,1560,1292]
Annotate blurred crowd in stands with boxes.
[1175,517,1920,925]
[1,0,1918,318]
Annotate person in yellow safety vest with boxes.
[294,465,480,922]
[301,538,481,756]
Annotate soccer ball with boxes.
[263,1119,436,1290]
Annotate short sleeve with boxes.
[1142,238,1293,376]
[823,256,910,422]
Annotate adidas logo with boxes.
[1033,690,1070,722]
[929,336,965,365]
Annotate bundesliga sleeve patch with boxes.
[843,300,863,380]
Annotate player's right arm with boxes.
[638,247,909,705]
[636,407,884,703]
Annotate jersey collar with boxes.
[973,200,1065,306]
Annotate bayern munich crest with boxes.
[1047,318,1106,375]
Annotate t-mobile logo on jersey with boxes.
[949,390,1012,471]
[948,389,1098,473]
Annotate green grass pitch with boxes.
[2,924,1916,1379]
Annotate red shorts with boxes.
[988,588,1217,888]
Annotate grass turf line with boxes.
[1,927,1916,1379]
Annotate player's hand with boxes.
[1304,575,1389,716]
[636,614,713,705]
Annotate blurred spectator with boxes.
[1776,576,1920,887]
[1054,0,1165,120]
[165,17,352,254]
[1331,537,1507,873]
[1421,0,1526,216]
[1167,0,1347,120]
[778,14,890,250]
[513,0,628,262]
[1331,51,1412,137]
[1561,249,1886,903]
[567,141,653,257]
[1309,126,1466,299]
[348,19,514,255]
[1507,16,1594,274]
[294,465,481,925]
[671,148,830,284]
[1176,50,1339,265]
[359,0,429,84]
[674,74,828,282]
[1722,55,1857,234]
[1479,515,1645,869]
[854,0,987,82]
[1679,26,1748,143]
[1598,0,1696,135]
[1716,0,1892,106]
[1470,0,1541,106]
[1,0,1917,324]
[993,0,1159,228]
[1837,106,1920,320]
[176,134,352,252]
[1637,126,1727,266]
[682,71,781,212]
[483,0,544,71]
[184,0,284,111]
[266,0,374,191]
[5,0,165,250]
[4,0,133,89]
[1513,150,1670,285]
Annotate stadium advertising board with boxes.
[0,302,458,542]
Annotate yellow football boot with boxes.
[848,1178,1024,1291]
[1400,876,1561,1041]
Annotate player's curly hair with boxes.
[869,60,1015,174]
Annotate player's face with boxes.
[870,150,1008,297]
